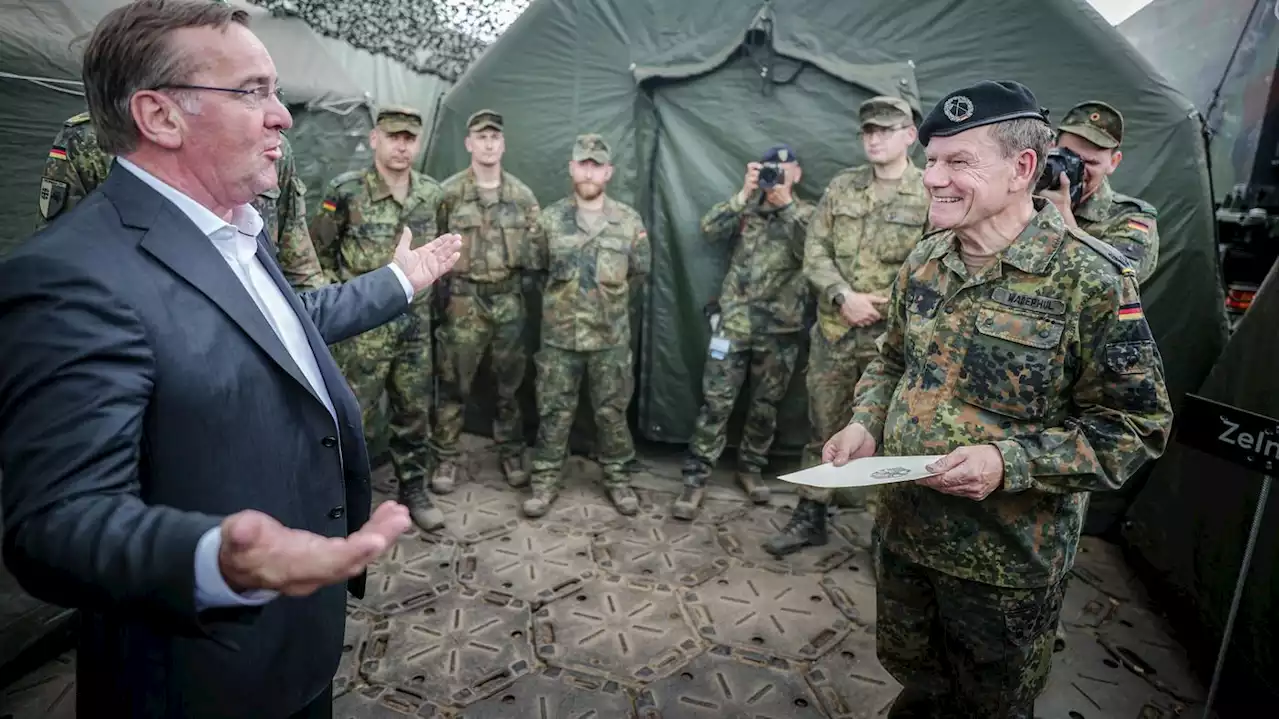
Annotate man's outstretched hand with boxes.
[217,501,412,597]
[393,229,463,293]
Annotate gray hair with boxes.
[989,118,1055,188]
[81,0,249,155]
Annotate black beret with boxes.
[918,80,1050,146]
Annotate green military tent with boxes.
[426,0,1228,495]
[1119,0,1278,199]
[0,0,456,254]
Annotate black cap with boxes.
[918,80,1049,146]
[761,144,798,164]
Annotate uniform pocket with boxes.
[595,243,629,286]
[955,306,1065,419]
[877,208,928,263]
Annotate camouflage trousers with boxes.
[799,321,883,505]
[685,332,802,479]
[330,300,433,485]
[530,344,634,491]
[876,548,1065,719]
[432,291,527,463]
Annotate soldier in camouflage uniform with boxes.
[1042,101,1160,285]
[431,109,544,493]
[36,111,327,291]
[524,134,651,518]
[764,96,928,557]
[671,144,815,521]
[309,106,447,532]
[821,81,1173,718]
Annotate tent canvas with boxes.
[1118,0,1279,197]
[427,0,1228,514]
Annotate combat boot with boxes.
[736,468,771,504]
[431,460,459,494]
[671,470,706,521]
[522,474,560,518]
[398,477,446,532]
[502,456,530,488]
[606,486,640,516]
[761,498,828,558]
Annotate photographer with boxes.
[672,145,815,520]
[1040,101,1160,284]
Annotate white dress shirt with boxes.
[114,159,414,611]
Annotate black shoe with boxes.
[399,477,445,531]
[761,498,828,557]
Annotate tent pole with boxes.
[1200,473,1272,719]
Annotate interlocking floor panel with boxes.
[359,584,535,708]
[683,563,851,661]
[1037,628,1197,718]
[0,650,75,719]
[529,482,639,534]
[358,533,458,615]
[592,516,731,586]
[430,483,522,544]
[715,506,855,574]
[635,644,827,719]
[337,601,378,697]
[635,490,751,526]
[332,684,444,718]
[806,632,901,719]
[1096,603,1206,706]
[454,666,638,719]
[819,552,878,629]
[1059,576,1121,630]
[458,524,596,607]
[533,574,704,685]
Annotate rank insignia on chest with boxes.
[989,287,1066,315]
[321,200,337,212]
[1117,302,1144,321]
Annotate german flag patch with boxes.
[1117,302,1144,321]
[321,200,337,212]
[1126,219,1150,233]
[48,146,68,161]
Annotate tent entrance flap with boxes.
[633,41,920,450]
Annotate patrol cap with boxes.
[572,133,611,164]
[467,108,504,133]
[1057,101,1123,149]
[376,105,424,136]
[760,144,799,164]
[859,96,913,128]
[918,80,1049,146]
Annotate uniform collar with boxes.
[461,168,509,203]
[933,198,1066,277]
[365,166,422,203]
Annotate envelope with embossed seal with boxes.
[777,455,946,488]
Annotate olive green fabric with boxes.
[426,0,1226,472]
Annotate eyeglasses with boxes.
[152,83,283,106]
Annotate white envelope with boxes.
[777,455,946,488]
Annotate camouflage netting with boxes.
[248,0,531,81]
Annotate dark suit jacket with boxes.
[0,166,408,718]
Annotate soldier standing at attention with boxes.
[431,109,544,494]
[524,134,651,518]
[823,80,1173,718]
[1043,101,1160,285]
[310,105,446,532]
[671,145,815,520]
[36,110,327,291]
[764,96,928,557]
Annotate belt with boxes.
[448,275,522,296]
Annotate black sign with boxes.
[1176,394,1278,475]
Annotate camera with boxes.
[1035,147,1086,206]
[758,162,785,190]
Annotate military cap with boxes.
[859,96,913,128]
[376,105,423,136]
[760,144,799,164]
[918,80,1049,146]
[1058,101,1123,149]
[467,108,504,133]
[572,133,611,164]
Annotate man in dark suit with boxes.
[0,2,461,718]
